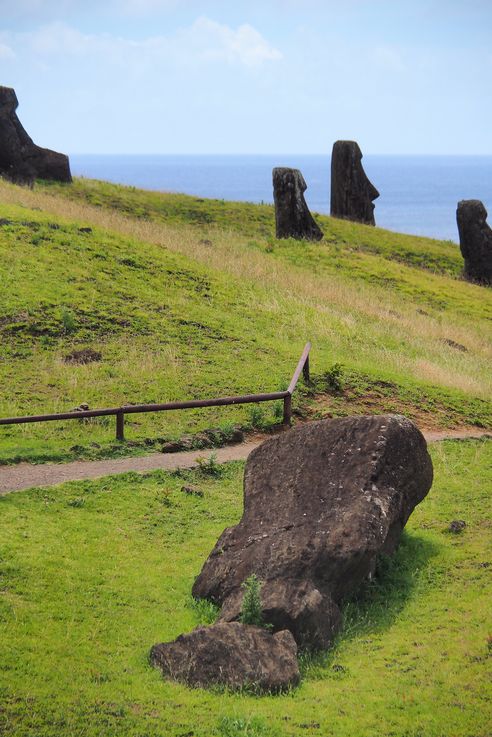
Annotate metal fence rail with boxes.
[0,342,311,442]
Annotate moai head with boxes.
[0,86,19,115]
[456,200,492,285]
[272,167,323,241]
[330,140,379,225]
[0,86,71,184]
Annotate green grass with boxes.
[38,177,465,277]
[0,176,490,464]
[40,176,469,280]
[0,439,490,736]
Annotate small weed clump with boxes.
[218,715,279,737]
[272,400,284,422]
[247,405,265,429]
[239,574,264,627]
[60,307,77,335]
[323,363,344,393]
[196,452,223,477]
[190,596,220,626]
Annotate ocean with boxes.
[69,154,492,243]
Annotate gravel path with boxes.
[0,429,490,496]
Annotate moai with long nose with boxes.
[330,140,379,225]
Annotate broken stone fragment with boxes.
[0,86,71,185]
[456,200,492,285]
[150,621,300,692]
[272,167,323,241]
[330,140,379,225]
[193,415,433,650]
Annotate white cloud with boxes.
[4,18,282,70]
[188,17,283,67]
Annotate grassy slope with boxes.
[0,439,491,737]
[0,177,490,465]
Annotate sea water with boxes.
[69,154,492,243]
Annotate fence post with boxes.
[116,411,125,441]
[283,394,292,426]
[303,354,310,383]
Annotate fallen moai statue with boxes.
[272,167,323,241]
[151,415,433,691]
[0,86,71,185]
[330,140,379,225]
[456,199,492,285]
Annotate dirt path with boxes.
[0,428,490,496]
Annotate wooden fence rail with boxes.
[0,343,311,442]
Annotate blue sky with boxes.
[1,0,491,155]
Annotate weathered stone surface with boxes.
[193,415,433,649]
[150,621,299,692]
[330,140,379,225]
[456,200,492,285]
[448,520,466,534]
[0,86,71,185]
[273,167,323,241]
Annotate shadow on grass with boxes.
[300,530,441,678]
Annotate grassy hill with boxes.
[0,177,491,736]
[0,176,490,464]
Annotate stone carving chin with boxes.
[456,199,492,286]
[330,140,379,225]
[273,167,323,241]
[0,86,71,185]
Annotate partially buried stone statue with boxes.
[456,199,492,285]
[0,86,71,185]
[272,167,323,241]
[330,140,379,225]
[151,415,433,692]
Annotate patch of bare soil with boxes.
[63,347,102,365]
[306,389,490,435]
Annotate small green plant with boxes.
[272,400,284,421]
[196,452,222,477]
[218,715,278,737]
[239,574,263,626]
[247,404,265,429]
[324,363,344,393]
[60,307,77,335]
[217,421,238,443]
[190,596,220,626]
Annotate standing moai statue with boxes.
[330,141,379,225]
[0,86,71,185]
[272,167,323,241]
[456,200,492,285]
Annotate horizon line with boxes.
[67,152,492,157]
